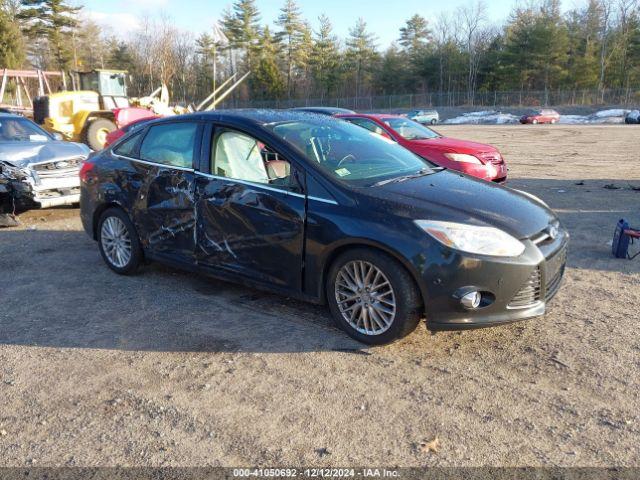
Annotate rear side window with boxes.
[346,118,387,136]
[139,122,198,169]
[113,131,142,157]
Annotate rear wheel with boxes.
[84,118,116,151]
[532,119,539,125]
[550,118,557,124]
[97,208,142,275]
[326,248,423,345]
[430,118,437,125]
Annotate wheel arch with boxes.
[319,240,427,309]
[91,200,127,240]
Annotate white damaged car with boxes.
[0,113,89,213]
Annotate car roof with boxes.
[291,107,355,114]
[335,113,402,120]
[149,109,344,127]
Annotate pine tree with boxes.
[399,14,431,52]
[346,18,378,97]
[17,0,80,70]
[221,0,261,69]
[252,26,285,100]
[0,8,25,68]
[275,0,305,98]
[310,14,340,98]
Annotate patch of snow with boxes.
[443,111,520,125]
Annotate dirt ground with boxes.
[0,125,639,467]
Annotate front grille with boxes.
[545,248,567,301]
[33,157,83,172]
[508,267,542,308]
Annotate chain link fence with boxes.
[219,88,640,111]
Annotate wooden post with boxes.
[61,70,67,90]
[0,69,7,104]
[18,77,32,107]
[37,70,44,96]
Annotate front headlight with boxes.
[443,153,482,164]
[415,220,525,257]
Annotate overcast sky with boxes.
[80,0,577,46]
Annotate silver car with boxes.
[0,113,89,211]
[407,109,440,125]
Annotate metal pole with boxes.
[208,71,250,110]
[198,74,236,111]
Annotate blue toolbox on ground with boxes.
[612,219,640,259]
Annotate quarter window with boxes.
[212,130,293,189]
[113,131,142,157]
[139,122,198,169]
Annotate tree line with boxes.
[1,0,639,106]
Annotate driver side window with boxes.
[212,130,294,189]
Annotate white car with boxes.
[406,109,440,125]
[0,113,89,212]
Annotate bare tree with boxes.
[598,0,614,100]
[459,0,488,105]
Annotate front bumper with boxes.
[419,230,568,330]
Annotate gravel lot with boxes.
[1,125,639,467]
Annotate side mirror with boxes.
[52,132,64,141]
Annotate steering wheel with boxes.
[337,154,357,168]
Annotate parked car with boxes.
[291,107,356,116]
[105,116,158,147]
[0,113,89,215]
[624,110,640,124]
[406,109,439,125]
[520,109,561,124]
[337,113,507,183]
[80,110,567,345]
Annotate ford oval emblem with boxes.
[55,161,69,169]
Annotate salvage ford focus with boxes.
[80,110,568,345]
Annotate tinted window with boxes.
[140,122,198,168]
[213,130,293,189]
[268,119,435,186]
[113,131,142,157]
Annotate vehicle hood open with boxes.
[359,170,555,239]
[0,141,89,168]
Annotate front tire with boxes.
[84,118,116,151]
[430,119,437,125]
[97,208,143,275]
[326,248,423,345]
[532,119,539,125]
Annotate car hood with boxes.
[406,136,498,154]
[358,170,555,239]
[0,141,90,168]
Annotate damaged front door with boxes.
[195,127,306,291]
[131,121,201,262]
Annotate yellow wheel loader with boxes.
[33,69,133,151]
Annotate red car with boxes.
[104,116,158,147]
[336,113,507,182]
[520,109,560,125]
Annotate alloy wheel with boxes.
[334,260,397,335]
[101,216,132,269]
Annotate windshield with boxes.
[0,118,50,142]
[267,119,437,186]
[383,118,440,140]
